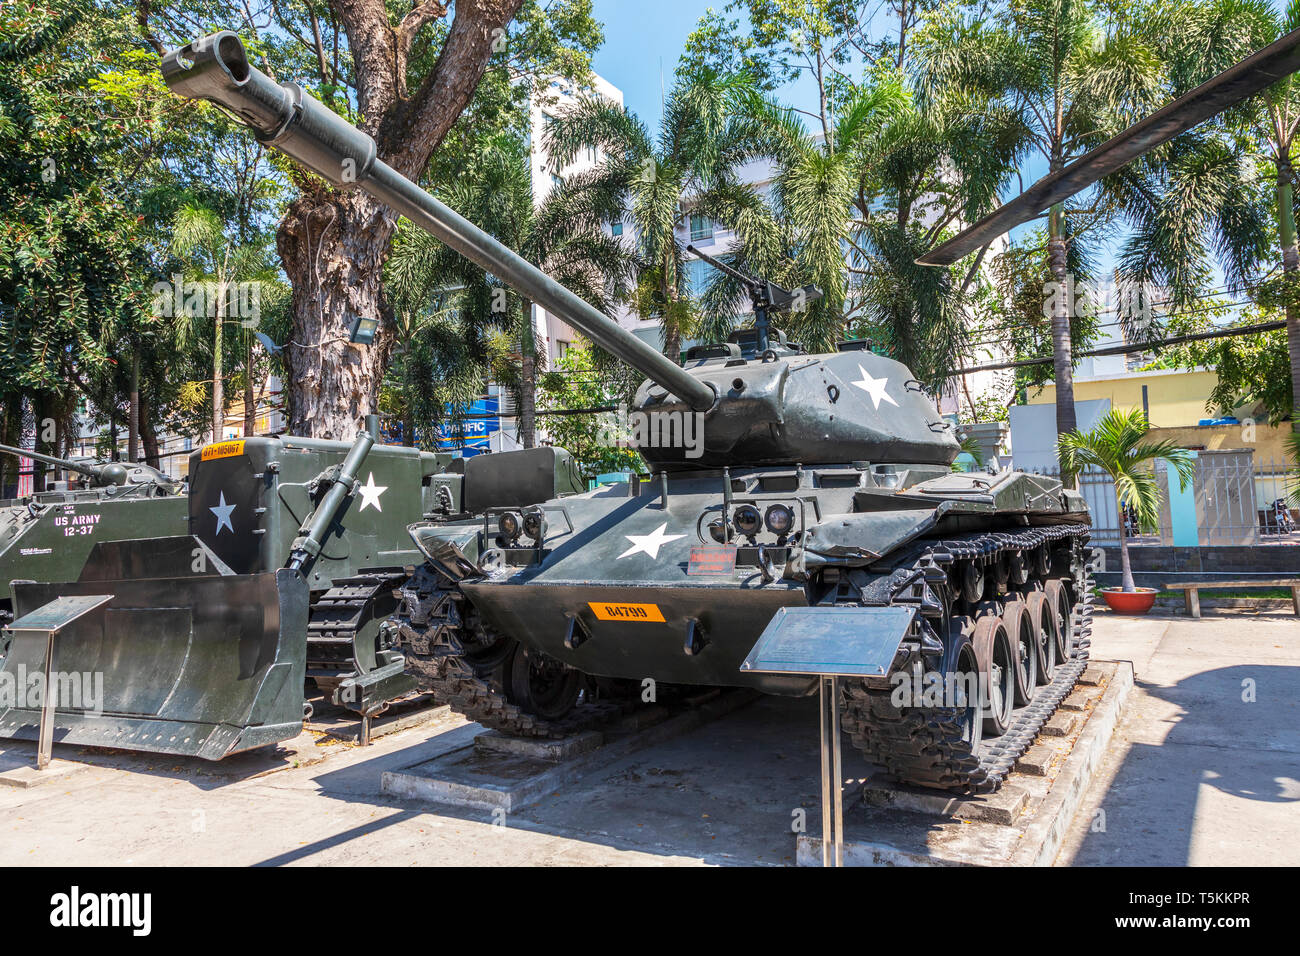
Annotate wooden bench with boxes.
[1164,579,1300,618]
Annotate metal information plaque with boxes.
[7,594,115,633]
[687,544,737,575]
[740,605,917,677]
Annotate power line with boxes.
[952,320,1285,374]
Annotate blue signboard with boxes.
[435,398,499,455]
[376,397,501,455]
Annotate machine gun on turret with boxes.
[684,244,822,354]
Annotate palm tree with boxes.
[170,203,279,442]
[385,136,632,448]
[545,69,760,360]
[913,0,1165,446]
[1058,407,1196,592]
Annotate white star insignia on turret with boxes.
[849,364,899,410]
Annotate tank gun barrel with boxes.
[0,443,122,485]
[161,32,716,413]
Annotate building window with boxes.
[556,340,571,356]
[549,172,563,190]
[611,220,623,237]
[686,258,710,295]
[689,213,712,242]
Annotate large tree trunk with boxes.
[1277,165,1300,433]
[274,0,523,439]
[1047,201,1078,487]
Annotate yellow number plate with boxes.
[587,602,665,623]
[201,440,246,461]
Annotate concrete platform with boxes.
[0,754,88,789]
[795,660,1134,866]
[381,690,756,813]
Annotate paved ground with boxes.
[0,609,1295,866]
[1056,608,1300,865]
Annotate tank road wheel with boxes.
[958,560,985,604]
[1043,579,1076,660]
[1031,544,1052,579]
[1024,589,1060,683]
[972,614,1015,736]
[507,645,584,721]
[1001,599,1038,705]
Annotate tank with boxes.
[0,444,187,624]
[159,34,1095,790]
[0,428,584,758]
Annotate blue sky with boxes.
[590,0,720,122]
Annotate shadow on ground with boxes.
[1071,664,1300,865]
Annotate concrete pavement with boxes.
[1056,609,1300,865]
[0,609,1294,866]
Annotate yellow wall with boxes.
[1028,368,1292,460]
[1146,423,1293,461]
[1029,369,1224,429]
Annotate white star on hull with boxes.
[357,472,387,511]
[618,522,685,560]
[210,491,236,535]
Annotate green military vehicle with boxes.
[0,444,187,624]
[0,428,583,759]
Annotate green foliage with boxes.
[537,344,644,477]
[385,133,633,446]
[546,66,763,358]
[1153,303,1292,422]
[0,2,156,395]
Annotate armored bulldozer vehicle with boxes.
[0,444,186,624]
[0,430,584,759]
[158,33,1099,791]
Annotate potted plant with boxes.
[1058,408,1195,614]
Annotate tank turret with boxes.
[160,32,959,471]
[0,443,178,494]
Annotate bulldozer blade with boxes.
[0,568,309,760]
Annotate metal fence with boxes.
[1021,454,1298,547]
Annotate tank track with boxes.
[839,524,1095,793]
[389,566,633,738]
[306,569,409,700]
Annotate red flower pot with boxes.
[1101,587,1158,615]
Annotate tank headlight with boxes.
[522,511,547,542]
[707,517,727,543]
[733,504,762,536]
[764,504,794,536]
[497,511,521,542]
